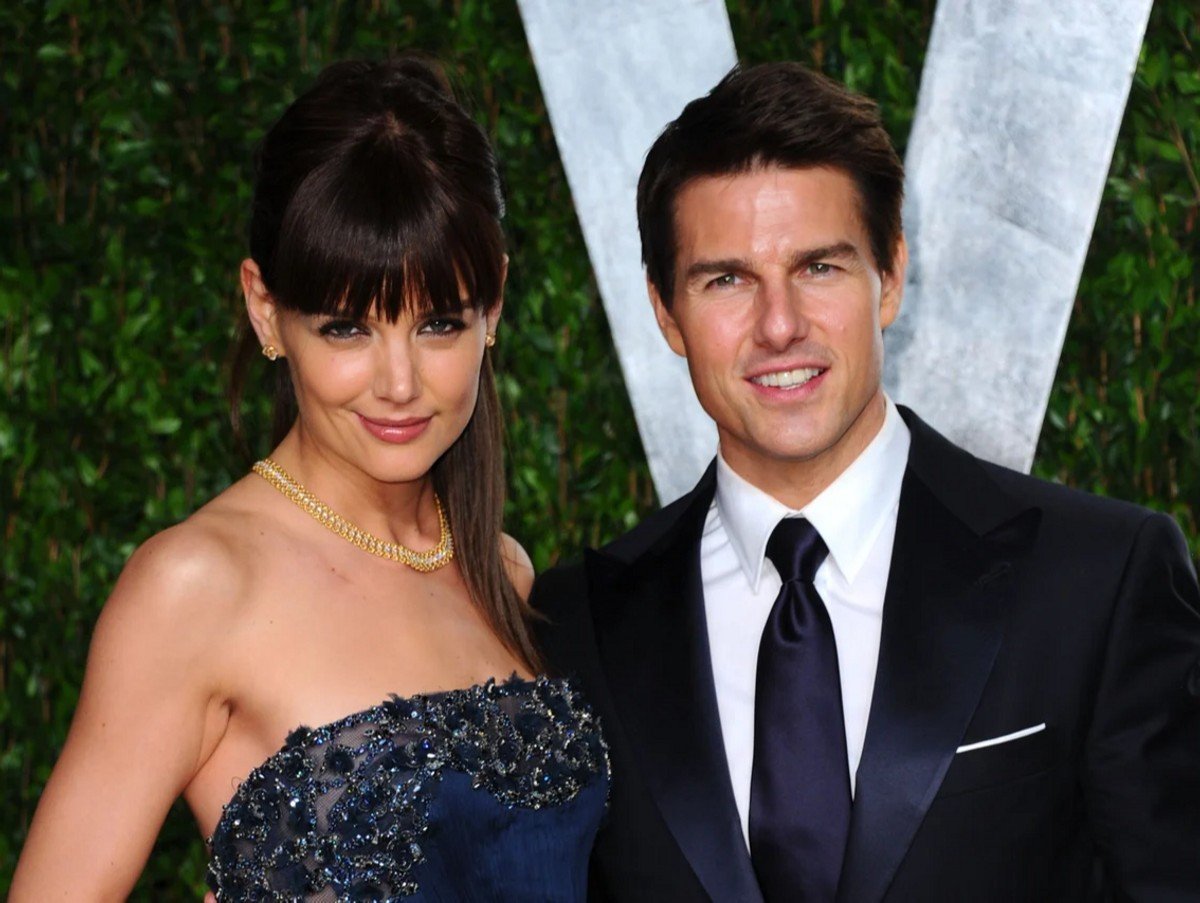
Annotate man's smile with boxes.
[748,367,826,390]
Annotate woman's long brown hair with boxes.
[228,57,540,670]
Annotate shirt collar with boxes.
[715,397,911,591]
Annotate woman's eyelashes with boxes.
[418,316,468,336]
[314,315,471,340]
[317,318,368,339]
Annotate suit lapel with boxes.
[838,410,1039,903]
[589,465,764,903]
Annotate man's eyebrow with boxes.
[788,242,859,269]
[684,258,752,281]
[684,243,862,282]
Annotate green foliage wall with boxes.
[1035,5,1199,539]
[2,1,1195,896]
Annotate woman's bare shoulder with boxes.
[500,533,535,601]
[99,474,272,641]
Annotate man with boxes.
[532,62,1200,902]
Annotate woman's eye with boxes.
[419,317,467,336]
[317,319,368,339]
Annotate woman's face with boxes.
[245,261,501,484]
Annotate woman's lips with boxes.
[357,413,432,444]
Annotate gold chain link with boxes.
[252,458,454,573]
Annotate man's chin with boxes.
[732,433,834,468]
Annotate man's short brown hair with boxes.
[637,62,905,305]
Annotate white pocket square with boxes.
[956,722,1047,754]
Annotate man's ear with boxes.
[880,234,908,330]
[241,259,283,353]
[648,278,687,358]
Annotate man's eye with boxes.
[708,273,741,289]
[420,317,467,336]
[808,262,835,276]
[318,319,368,339]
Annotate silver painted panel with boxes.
[885,0,1152,471]
[517,0,734,502]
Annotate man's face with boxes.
[652,165,906,499]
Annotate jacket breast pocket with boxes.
[936,724,1054,798]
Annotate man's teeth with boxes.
[751,368,822,389]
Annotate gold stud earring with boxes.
[262,344,280,361]
[484,333,496,348]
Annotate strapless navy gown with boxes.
[206,676,608,902]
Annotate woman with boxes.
[11,58,607,901]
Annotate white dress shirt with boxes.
[701,397,911,847]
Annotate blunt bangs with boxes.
[268,123,504,324]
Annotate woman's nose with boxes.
[373,341,420,403]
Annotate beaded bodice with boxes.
[206,676,608,902]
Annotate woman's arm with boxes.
[10,524,240,901]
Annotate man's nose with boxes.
[755,279,809,350]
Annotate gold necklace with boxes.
[252,458,454,573]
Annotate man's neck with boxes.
[720,392,889,510]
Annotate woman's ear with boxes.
[485,302,504,340]
[485,255,508,339]
[241,259,284,355]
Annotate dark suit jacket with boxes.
[532,408,1200,902]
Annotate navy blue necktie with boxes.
[749,517,851,902]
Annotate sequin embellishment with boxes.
[206,676,607,901]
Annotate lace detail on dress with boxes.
[205,675,607,902]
